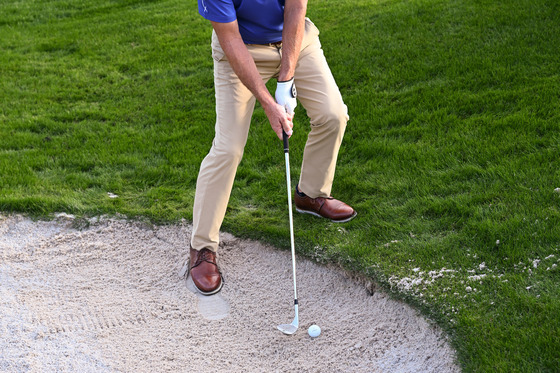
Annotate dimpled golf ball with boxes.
[308,324,321,338]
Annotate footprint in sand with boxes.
[179,259,230,320]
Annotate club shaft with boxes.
[284,151,298,302]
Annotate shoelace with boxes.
[191,249,222,276]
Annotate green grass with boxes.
[1,0,559,371]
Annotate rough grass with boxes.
[1,0,559,371]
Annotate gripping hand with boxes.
[275,78,297,115]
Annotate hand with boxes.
[264,101,294,140]
[275,78,297,115]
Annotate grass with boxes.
[1,0,559,371]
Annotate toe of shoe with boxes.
[324,199,355,220]
[192,271,221,291]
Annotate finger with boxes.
[274,121,285,140]
[286,111,294,121]
[282,121,293,137]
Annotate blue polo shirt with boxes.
[198,0,285,44]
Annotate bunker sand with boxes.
[0,214,459,372]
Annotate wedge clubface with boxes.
[277,130,299,335]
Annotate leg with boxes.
[294,21,349,198]
[191,34,257,253]
[291,20,356,222]
[192,33,282,253]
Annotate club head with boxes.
[277,322,298,335]
[278,304,299,335]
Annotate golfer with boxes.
[189,0,356,295]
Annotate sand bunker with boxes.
[0,214,459,372]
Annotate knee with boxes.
[310,103,349,134]
[211,140,245,166]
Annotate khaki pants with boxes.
[192,18,349,252]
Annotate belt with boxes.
[246,41,282,48]
[267,41,282,47]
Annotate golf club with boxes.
[277,129,299,335]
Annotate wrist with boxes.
[261,95,278,114]
[277,76,294,83]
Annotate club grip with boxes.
[282,129,289,153]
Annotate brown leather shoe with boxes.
[294,185,357,223]
[189,247,223,295]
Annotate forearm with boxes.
[210,20,294,139]
[211,21,276,111]
[278,0,307,81]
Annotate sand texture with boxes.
[0,214,460,372]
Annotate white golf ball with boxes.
[308,324,321,338]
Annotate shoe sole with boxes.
[295,208,357,223]
[194,277,224,296]
[193,280,224,295]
